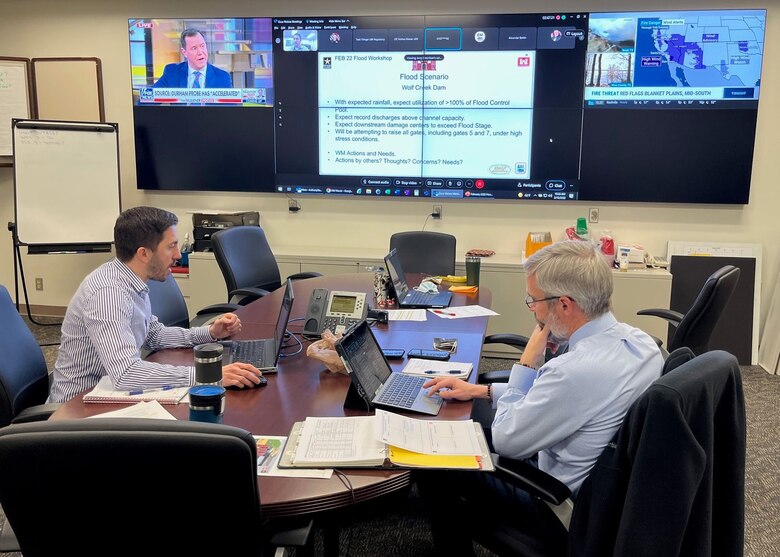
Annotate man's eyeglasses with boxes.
[525,295,561,309]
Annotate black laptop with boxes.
[222,279,294,373]
[335,320,442,415]
[384,248,452,308]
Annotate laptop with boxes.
[384,248,452,308]
[222,279,294,373]
[335,320,443,415]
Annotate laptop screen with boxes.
[336,321,392,400]
[384,248,409,301]
[273,279,295,362]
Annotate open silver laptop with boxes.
[335,320,442,415]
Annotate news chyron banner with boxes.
[138,87,267,105]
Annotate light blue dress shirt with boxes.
[48,259,215,403]
[491,312,663,496]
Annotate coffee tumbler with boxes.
[194,342,223,385]
[466,256,481,287]
[189,385,226,424]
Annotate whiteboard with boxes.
[13,119,120,247]
[0,58,33,157]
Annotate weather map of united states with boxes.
[635,14,764,88]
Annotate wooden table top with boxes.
[51,273,492,518]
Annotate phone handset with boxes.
[302,289,368,337]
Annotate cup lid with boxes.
[194,342,223,359]
[189,385,226,403]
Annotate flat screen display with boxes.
[129,17,276,191]
[129,9,766,204]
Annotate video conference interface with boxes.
[130,9,765,203]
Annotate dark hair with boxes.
[114,206,178,262]
[180,28,204,49]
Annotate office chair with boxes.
[211,225,320,305]
[389,231,457,276]
[0,285,60,428]
[146,273,238,328]
[472,350,745,556]
[0,418,313,556]
[638,264,740,355]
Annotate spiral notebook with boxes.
[83,377,189,405]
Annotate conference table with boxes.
[51,273,493,523]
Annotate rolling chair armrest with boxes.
[491,454,571,505]
[288,271,323,281]
[191,303,242,328]
[11,403,62,424]
[479,334,530,384]
[196,303,241,316]
[484,333,530,351]
[229,287,272,305]
[479,369,511,383]
[636,308,684,325]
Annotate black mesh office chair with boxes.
[0,419,313,555]
[477,265,740,385]
[146,274,237,328]
[211,225,320,305]
[471,350,745,556]
[638,264,740,355]
[0,285,60,428]
[389,231,456,276]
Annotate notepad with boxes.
[401,359,473,380]
[83,377,189,405]
[278,410,493,471]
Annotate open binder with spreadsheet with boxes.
[278,410,494,471]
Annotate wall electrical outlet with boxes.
[288,199,301,213]
[35,277,44,291]
[588,207,600,223]
[432,205,442,219]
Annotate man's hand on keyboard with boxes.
[209,313,242,339]
[222,362,263,388]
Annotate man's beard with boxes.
[147,256,169,282]
[542,310,570,345]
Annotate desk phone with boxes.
[303,288,368,337]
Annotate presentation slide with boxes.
[318,50,535,178]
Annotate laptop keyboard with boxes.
[404,289,443,306]
[375,374,425,408]
[231,340,268,368]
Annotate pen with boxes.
[128,386,174,396]
[433,310,457,316]
[423,370,461,375]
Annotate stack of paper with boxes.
[278,410,493,471]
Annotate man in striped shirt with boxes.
[48,206,263,403]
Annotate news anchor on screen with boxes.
[153,28,232,88]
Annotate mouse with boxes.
[226,376,268,390]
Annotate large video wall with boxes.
[129,9,766,203]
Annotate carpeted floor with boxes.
[2,316,779,556]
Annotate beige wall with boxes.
[0,0,777,331]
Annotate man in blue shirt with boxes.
[421,240,663,554]
[49,206,262,403]
[153,29,232,89]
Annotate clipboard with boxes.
[278,418,494,471]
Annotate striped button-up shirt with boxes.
[48,258,215,403]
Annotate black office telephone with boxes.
[302,288,368,337]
